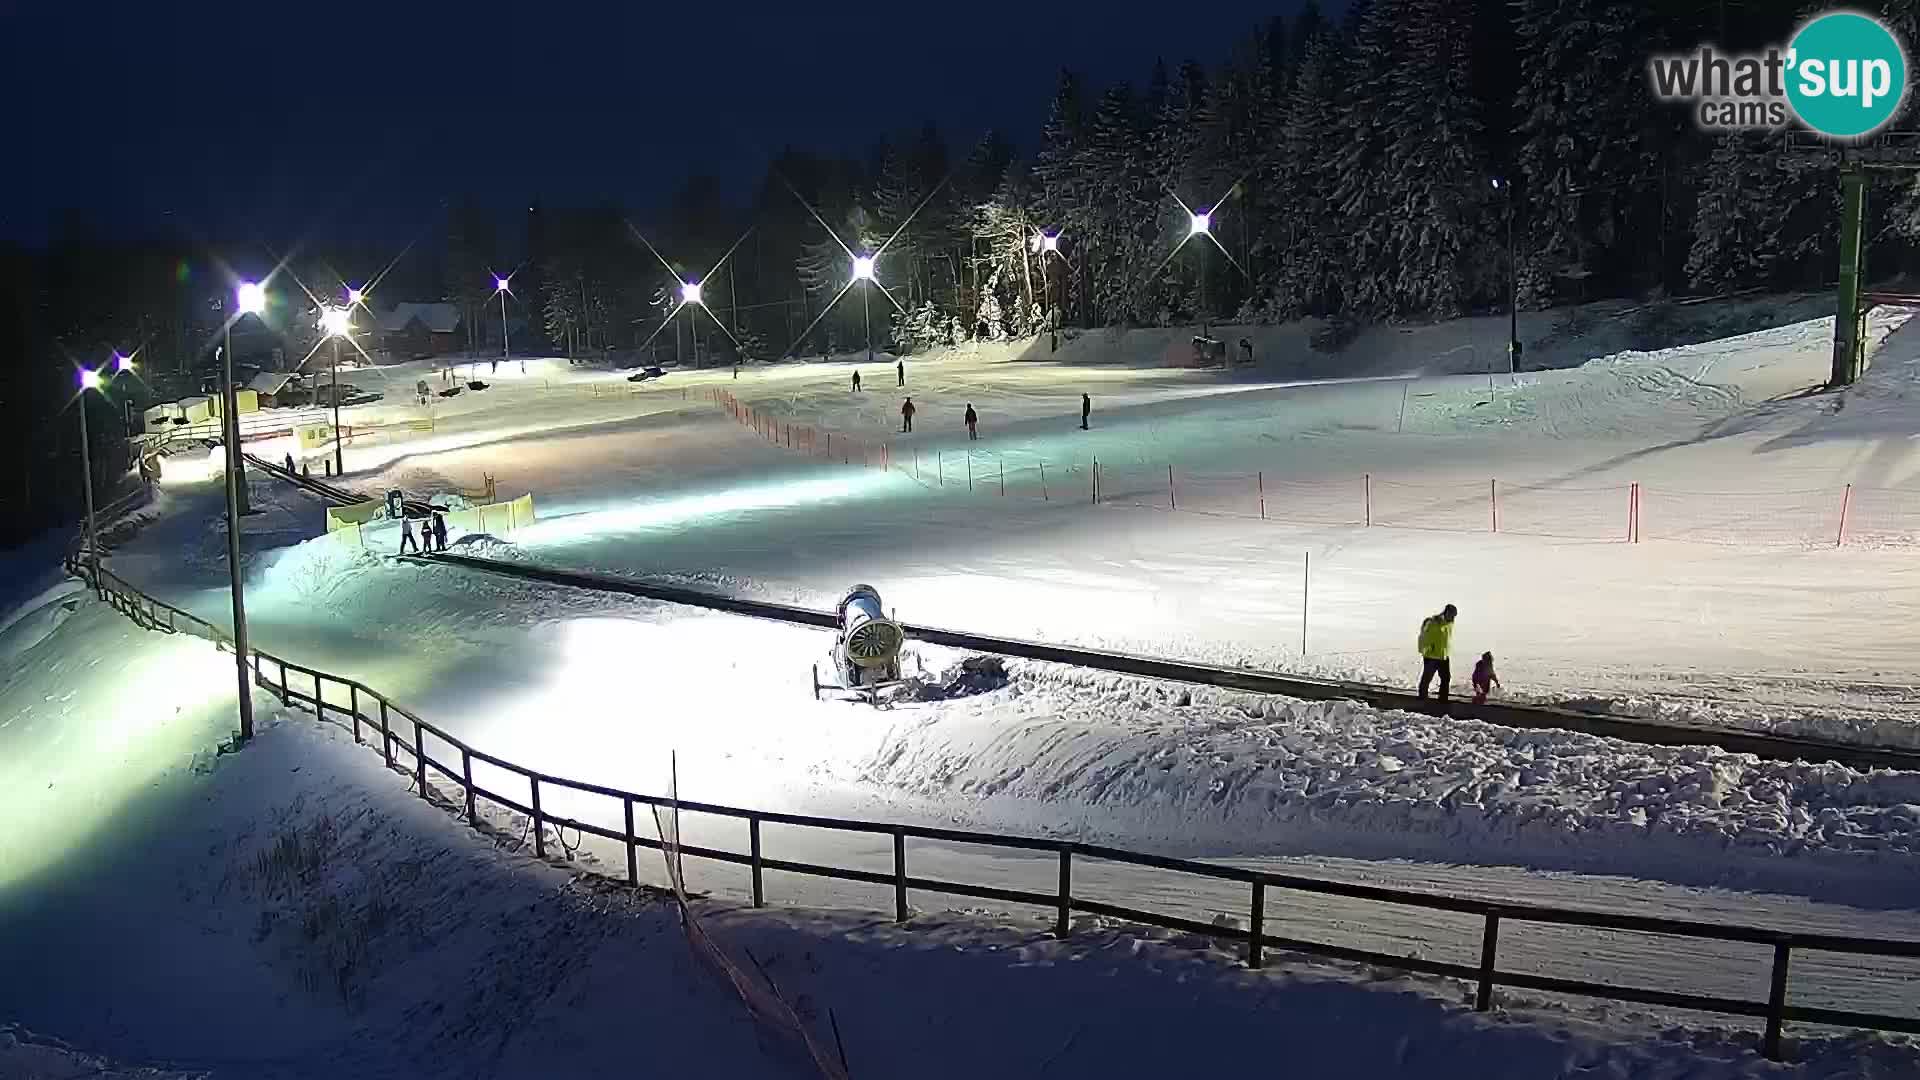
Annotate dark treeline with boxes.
[13,0,1920,547]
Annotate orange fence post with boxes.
[1168,465,1176,510]
[1626,483,1637,542]
[1490,478,1499,533]
[938,450,944,486]
[1364,473,1372,527]
[999,459,1006,496]
[1092,456,1099,504]
[1837,483,1853,548]
[915,448,921,481]
[966,453,973,492]
[1040,460,1048,501]
[1258,471,1266,520]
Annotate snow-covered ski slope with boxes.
[16,294,1920,1069]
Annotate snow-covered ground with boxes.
[16,295,1920,1070]
[3,619,1915,1078]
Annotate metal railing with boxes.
[68,554,1920,1062]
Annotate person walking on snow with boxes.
[432,511,449,553]
[1471,652,1500,705]
[1081,393,1091,430]
[1416,604,1458,702]
[852,370,862,392]
[901,396,916,433]
[284,452,296,474]
[964,403,978,440]
[399,516,420,555]
[896,360,905,387]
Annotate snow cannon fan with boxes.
[814,584,908,704]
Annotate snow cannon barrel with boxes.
[836,584,903,670]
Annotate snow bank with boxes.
[859,663,1920,896]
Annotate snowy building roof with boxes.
[377,302,461,335]
[249,371,295,395]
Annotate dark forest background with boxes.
[10,0,1920,548]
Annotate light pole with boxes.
[320,305,352,475]
[851,255,876,364]
[76,368,105,598]
[494,275,512,373]
[224,281,266,742]
[681,280,703,368]
[1492,177,1520,373]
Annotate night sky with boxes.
[3,1,1304,247]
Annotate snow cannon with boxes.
[814,584,907,703]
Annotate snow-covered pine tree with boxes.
[1381,0,1493,319]
[1330,0,1401,317]
[1513,0,1663,307]
[1276,26,1345,318]
[1685,132,1831,294]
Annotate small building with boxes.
[248,371,298,408]
[377,302,463,358]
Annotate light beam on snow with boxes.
[526,470,897,543]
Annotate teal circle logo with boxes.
[1785,11,1908,139]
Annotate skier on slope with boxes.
[1416,604,1457,702]
[964,403,978,441]
[901,397,916,433]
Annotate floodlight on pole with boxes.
[1189,211,1212,236]
[320,306,352,338]
[1042,232,1060,253]
[681,280,703,306]
[75,367,105,601]
[346,286,365,307]
[237,281,267,315]
[494,275,510,293]
[114,353,133,373]
[80,368,103,390]
[851,255,876,282]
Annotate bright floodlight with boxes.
[494,275,510,293]
[320,307,352,337]
[851,255,876,282]
[1189,212,1211,236]
[681,280,703,305]
[237,281,267,315]
[114,353,134,372]
[79,369,103,390]
[1491,177,1504,191]
[1042,233,1060,252]
[346,287,364,306]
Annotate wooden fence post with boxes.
[1168,465,1176,510]
[750,816,765,907]
[1056,846,1072,938]
[1490,479,1499,533]
[624,796,638,887]
[1040,460,1048,501]
[999,459,1005,496]
[1091,456,1099,504]
[1476,914,1501,1011]
[350,684,361,744]
[1258,471,1266,520]
[1837,483,1853,548]
[966,454,973,492]
[1248,880,1265,969]
[1364,473,1372,527]
[531,776,545,859]
[892,828,908,921]
[1764,942,1792,1061]
[380,700,393,769]
[462,747,476,822]
[412,723,427,800]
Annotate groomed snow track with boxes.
[415,550,1920,772]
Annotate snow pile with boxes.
[0,1025,203,1078]
[860,663,1920,889]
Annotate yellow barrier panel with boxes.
[295,423,333,450]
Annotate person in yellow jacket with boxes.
[1417,604,1458,702]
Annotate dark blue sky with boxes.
[2,1,1305,246]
